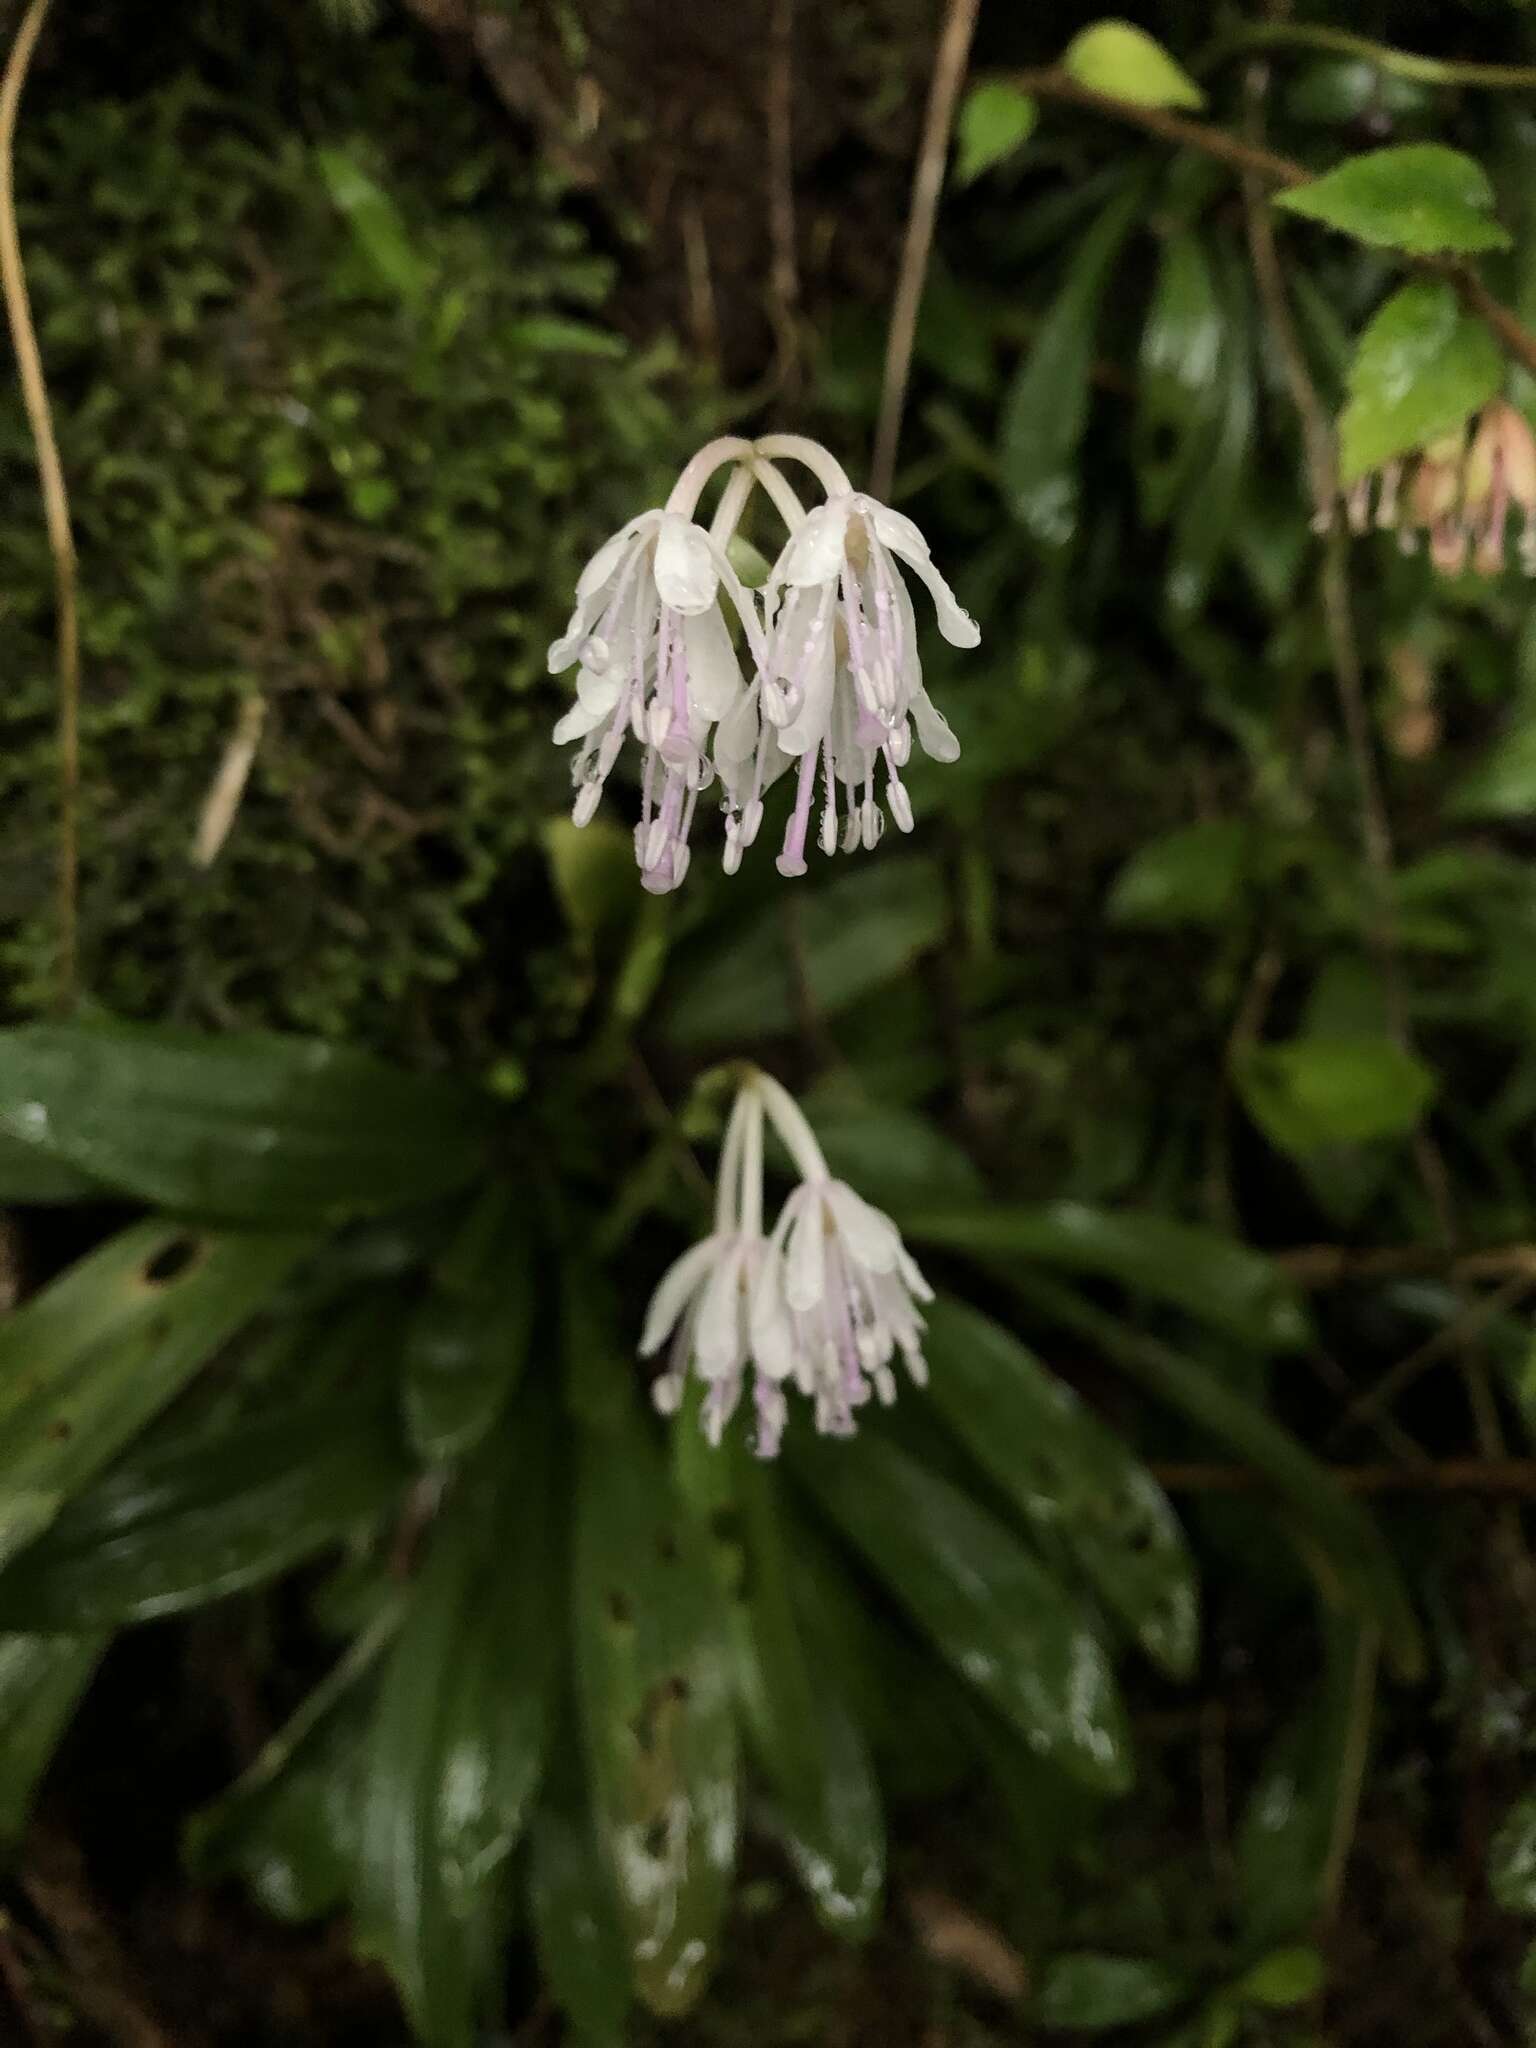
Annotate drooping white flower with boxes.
[551,434,979,887]
[549,440,763,893]
[748,1072,932,1436]
[641,1066,932,1456]
[751,437,978,878]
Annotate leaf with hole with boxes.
[0,1221,311,1571]
[0,1021,493,1225]
[573,1398,738,2014]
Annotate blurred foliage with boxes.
[9,3,1536,2047]
[0,11,698,1052]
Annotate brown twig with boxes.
[1153,1457,1536,1495]
[870,0,981,498]
[1279,1241,1536,1286]
[764,0,800,399]
[0,0,77,1011]
[1326,1267,1536,1450]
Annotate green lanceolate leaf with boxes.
[1276,145,1511,256]
[574,1399,738,2015]
[403,1183,535,1462]
[1061,20,1204,111]
[529,1740,633,2048]
[0,1131,102,1204]
[1238,1612,1378,1941]
[0,1221,310,1571]
[1000,182,1144,544]
[922,1298,1198,1679]
[0,1630,108,1844]
[794,1432,1132,1793]
[0,1021,491,1225]
[356,1415,558,2048]
[994,1274,1423,1679]
[1165,250,1255,617]
[1450,714,1536,819]
[735,1456,884,1937]
[1135,232,1225,524]
[954,81,1037,185]
[901,1200,1309,1351]
[316,145,431,303]
[0,1394,408,1630]
[666,859,946,1045]
[1338,281,1502,482]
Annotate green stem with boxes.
[1219,22,1536,92]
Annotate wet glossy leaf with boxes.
[1062,21,1204,111]
[1277,146,1511,256]
[356,1420,558,2047]
[1036,1950,1190,2029]
[0,1022,492,1225]
[403,1184,535,1462]
[1106,820,1250,928]
[923,1298,1198,1679]
[1236,1033,1437,1151]
[954,81,1037,185]
[794,1433,1132,1793]
[574,1400,738,2014]
[1136,233,1225,524]
[0,1131,102,1204]
[0,1394,407,1630]
[902,1200,1309,1351]
[977,1274,1422,1678]
[1338,281,1502,482]
[667,859,945,1044]
[1000,184,1143,544]
[1166,256,1254,617]
[0,1221,310,1571]
[191,1695,370,1922]
[530,1744,632,2046]
[0,1630,107,1844]
[1239,1615,1378,1940]
[735,1456,884,1936]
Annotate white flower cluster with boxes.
[642,1070,932,1457]
[550,435,980,891]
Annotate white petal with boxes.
[639,1236,722,1355]
[696,1241,747,1373]
[777,593,836,757]
[825,1181,900,1273]
[655,515,719,614]
[575,666,623,713]
[576,514,654,603]
[779,497,853,589]
[863,497,980,648]
[783,1188,827,1312]
[911,685,960,763]
[896,1242,934,1303]
[682,603,742,719]
[714,683,760,771]
[749,1250,798,1380]
[553,700,606,745]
